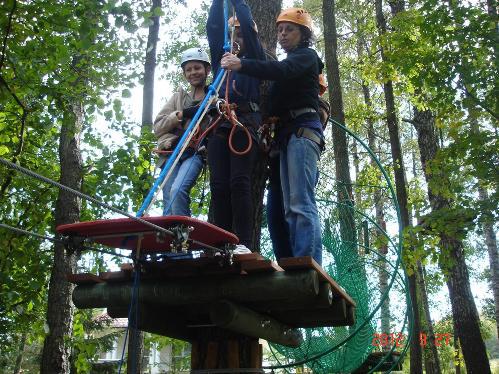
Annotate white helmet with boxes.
[180,47,210,68]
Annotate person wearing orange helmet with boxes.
[221,7,325,264]
[206,0,266,253]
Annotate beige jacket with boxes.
[153,85,194,152]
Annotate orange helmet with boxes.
[319,74,328,96]
[228,16,258,32]
[276,8,313,31]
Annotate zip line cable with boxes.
[0,222,131,259]
[0,157,173,236]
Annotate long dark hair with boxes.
[298,25,314,47]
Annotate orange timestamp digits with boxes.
[372,332,452,348]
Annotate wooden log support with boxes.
[210,300,303,347]
[72,270,320,309]
[273,298,353,327]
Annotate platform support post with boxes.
[190,332,263,372]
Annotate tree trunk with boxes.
[411,127,442,374]
[246,0,282,252]
[417,263,442,374]
[413,107,491,373]
[374,0,423,371]
[40,101,83,374]
[323,0,356,244]
[363,74,391,336]
[129,1,162,372]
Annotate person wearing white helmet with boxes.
[153,47,212,216]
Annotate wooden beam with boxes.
[210,300,303,347]
[72,270,320,309]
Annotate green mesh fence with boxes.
[259,121,411,373]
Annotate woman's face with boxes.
[183,61,209,88]
[277,22,302,52]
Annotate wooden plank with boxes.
[232,252,264,263]
[227,340,239,368]
[204,341,218,369]
[240,259,284,273]
[249,341,262,369]
[190,342,200,369]
[67,273,103,285]
[278,256,356,307]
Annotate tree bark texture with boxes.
[245,0,282,251]
[413,107,491,373]
[364,80,391,336]
[374,1,423,371]
[411,130,441,374]
[142,0,161,128]
[40,102,83,374]
[323,0,356,245]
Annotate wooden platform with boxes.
[68,255,356,346]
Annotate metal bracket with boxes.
[169,224,193,253]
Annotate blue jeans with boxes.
[162,154,203,216]
[266,154,292,260]
[280,134,322,265]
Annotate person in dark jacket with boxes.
[206,0,265,253]
[221,7,325,264]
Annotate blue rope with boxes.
[119,2,233,372]
[137,0,232,217]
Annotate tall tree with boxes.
[374,0,423,371]
[322,0,356,245]
[412,107,491,373]
[41,90,84,374]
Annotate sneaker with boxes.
[233,244,252,255]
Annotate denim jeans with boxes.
[266,155,292,260]
[280,134,322,265]
[162,153,204,216]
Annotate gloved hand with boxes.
[182,105,200,119]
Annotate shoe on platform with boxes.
[233,244,252,255]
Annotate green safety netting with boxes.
[258,121,412,373]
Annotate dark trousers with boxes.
[266,154,292,259]
[207,127,257,247]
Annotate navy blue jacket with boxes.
[207,0,265,106]
[239,46,324,117]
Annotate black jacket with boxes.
[239,46,324,116]
[207,0,265,105]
